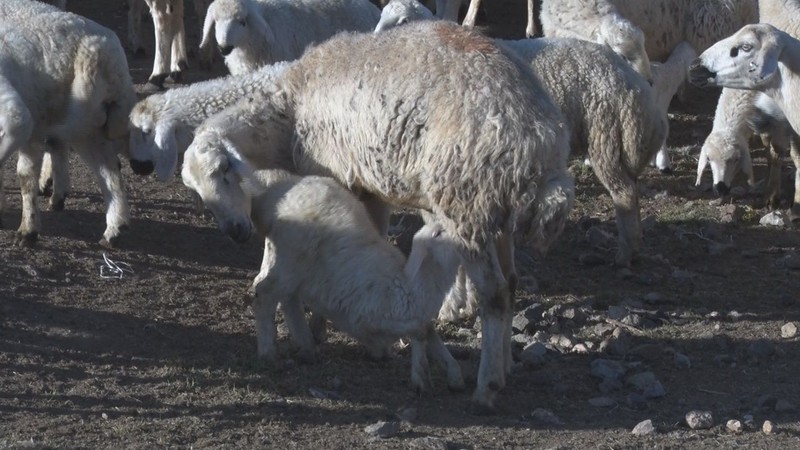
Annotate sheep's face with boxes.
[690,24,782,90]
[128,106,158,176]
[699,133,747,196]
[374,0,434,33]
[182,133,253,243]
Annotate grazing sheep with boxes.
[183,22,574,411]
[689,23,800,222]
[200,0,380,75]
[128,0,214,87]
[128,61,291,181]
[182,154,466,391]
[0,6,137,246]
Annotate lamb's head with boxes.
[128,95,168,178]
[374,0,434,33]
[597,15,653,84]
[202,0,272,60]
[689,24,784,90]
[696,132,748,195]
[526,173,575,256]
[182,129,254,243]
[405,222,463,314]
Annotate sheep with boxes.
[0,4,137,247]
[127,0,214,87]
[181,148,466,391]
[181,22,574,411]
[200,0,380,75]
[689,23,800,222]
[128,61,291,182]
[375,0,434,32]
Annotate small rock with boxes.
[512,334,534,345]
[520,342,548,365]
[560,307,585,324]
[590,359,626,381]
[589,396,616,407]
[685,410,714,430]
[726,419,743,433]
[549,334,575,351]
[522,303,545,321]
[760,211,788,227]
[673,352,691,369]
[407,436,448,450]
[512,313,532,334]
[579,252,606,267]
[743,414,755,428]
[631,419,656,436]
[364,421,401,438]
[622,313,644,328]
[626,372,667,398]
[592,323,615,337]
[775,399,795,413]
[671,269,697,280]
[783,254,800,271]
[608,305,629,321]
[781,322,798,339]
[708,198,724,206]
[532,330,550,343]
[763,420,776,434]
[571,343,590,354]
[101,412,108,420]
[531,408,564,426]
[643,292,665,304]
[608,328,632,356]
[748,339,775,358]
[720,204,744,223]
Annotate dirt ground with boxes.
[2,1,800,448]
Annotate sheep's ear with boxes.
[225,143,254,178]
[247,4,277,47]
[200,3,216,50]
[751,44,780,84]
[154,122,179,182]
[404,244,428,281]
[695,145,708,186]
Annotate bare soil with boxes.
[2,1,800,448]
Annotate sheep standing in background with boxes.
[690,23,800,222]
[182,22,574,411]
[200,0,380,75]
[0,6,137,246]
[181,157,466,392]
[128,0,213,87]
[128,61,291,181]
[375,0,433,32]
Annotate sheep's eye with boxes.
[741,43,753,52]
[397,17,408,26]
[730,47,739,57]
[432,229,442,238]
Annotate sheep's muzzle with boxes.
[688,59,716,87]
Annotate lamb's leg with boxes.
[655,146,672,174]
[766,137,784,210]
[410,335,432,393]
[462,0,480,27]
[464,241,511,413]
[252,242,281,363]
[15,145,44,246]
[525,0,536,37]
[169,0,189,83]
[308,311,328,344]
[280,298,316,363]
[789,136,800,223]
[594,160,641,266]
[437,265,467,323]
[495,232,516,376]
[146,0,174,88]
[38,152,53,197]
[360,192,391,236]
[46,146,70,212]
[75,139,130,247]
[424,323,465,391]
[0,165,5,228]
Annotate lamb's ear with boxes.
[154,122,179,182]
[751,41,780,84]
[225,143,255,178]
[404,244,428,281]
[247,3,277,48]
[200,3,216,50]
[695,145,708,186]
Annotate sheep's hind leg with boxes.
[252,288,281,365]
[766,137,784,210]
[77,139,130,248]
[424,323,465,391]
[409,335,432,394]
[0,166,5,228]
[789,136,800,223]
[45,146,70,212]
[15,146,45,246]
[280,298,316,363]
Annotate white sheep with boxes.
[181,153,466,391]
[375,0,434,32]
[0,4,137,246]
[200,0,380,75]
[690,23,800,221]
[181,22,574,411]
[128,61,291,181]
[128,0,214,87]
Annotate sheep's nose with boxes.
[688,59,716,87]
[223,220,250,243]
[714,182,730,196]
[129,159,155,176]
[219,45,234,56]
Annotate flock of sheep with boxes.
[1,0,799,413]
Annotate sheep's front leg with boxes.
[43,147,71,212]
[280,298,317,363]
[0,166,5,228]
[15,146,44,246]
[252,287,280,364]
[168,2,189,83]
[766,139,784,210]
[76,139,130,247]
[789,137,800,223]
[146,0,179,87]
[409,335,432,394]
[424,323,465,391]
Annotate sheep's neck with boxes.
[765,36,800,134]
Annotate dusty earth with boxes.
[2,1,800,448]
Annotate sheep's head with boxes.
[128,97,163,177]
[527,173,575,256]
[690,24,783,90]
[696,132,748,196]
[374,0,434,33]
[202,0,270,60]
[598,16,653,84]
[182,129,254,243]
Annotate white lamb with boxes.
[0,4,137,246]
[690,23,800,222]
[128,0,214,87]
[182,155,466,391]
[128,61,291,181]
[181,22,574,411]
[200,0,380,75]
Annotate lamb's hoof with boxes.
[50,195,66,212]
[14,231,38,247]
[99,226,127,249]
[659,167,674,175]
[147,73,168,90]
[39,178,53,197]
[169,70,184,84]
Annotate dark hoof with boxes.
[50,196,66,212]
[39,178,53,197]
[169,70,184,84]
[15,231,38,247]
[659,167,674,175]
[177,59,189,71]
[99,234,120,249]
[147,73,168,90]
[129,159,155,176]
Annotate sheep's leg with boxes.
[169,0,189,83]
[437,265,467,322]
[127,0,146,56]
[280,298,316,363]
[495,232,516,376]
[655,146,671,174]
[593,158,641,266]
[15,145,44,246]
[0,165,5,228]
[360,193,391,236]
[75,139,130,247]
[146,0,175,88]
[46,147,70,212]
[525,0,536,37]
[462,0,480,27]
[252,242,281,363]
[742,144,756,190]
[409,335,433,394]
[424,323,465,391]
[464,241,511,413]
[308,311,328,344]
[766,138,783,210]
[38,152,52,197]
[789,136,800,223]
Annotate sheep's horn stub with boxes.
[688,59,716,87]
[129,159,155,176]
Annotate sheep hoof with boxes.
[147,74,168,90]
[39,178,53,197]
[169,70,184,84]
[99,227,127,249]
[659,167,674,175]
[50,196,66,212]
[14,231,38,247]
